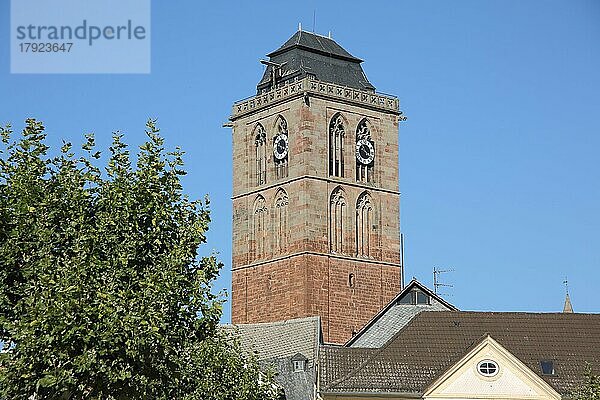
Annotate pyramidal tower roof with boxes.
[268,29,362,61]
[257,29,375,93]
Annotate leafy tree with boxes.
[0,119,279,400]
[573,365,600,400]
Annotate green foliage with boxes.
[0,119,279,400]
[573,365,600,400]
[183,330,281,400]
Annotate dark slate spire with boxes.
[257,29,375,93]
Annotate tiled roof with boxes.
[224,316,320,367]
[321,311,600,396]
[224,316,321,400]
[257,30,375,92]
[349,303,448,348]
[347,279,457,348]
[319,346,378,392]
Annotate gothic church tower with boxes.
[228,29,404,344]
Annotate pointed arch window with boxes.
[330,187,346,253]
[329,114,345,177]
[356,192,374,257]
[273,116,289,180]
[356,119,374,183]
[251,195,268,259]
[273,189,289,253]
[254,124,267,186]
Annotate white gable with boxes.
[438,362,542,398]
[424,336,561,400]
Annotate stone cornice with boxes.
[232,174,400,200]
[232,250,402,272]
[231,77,403,120]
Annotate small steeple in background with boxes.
[563,277,574,313]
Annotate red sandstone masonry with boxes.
[232,254,401,343]
[230,81,402,344]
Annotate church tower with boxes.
[228,30,405,344]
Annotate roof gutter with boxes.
[319,390,421,398]
[267,45,363,63]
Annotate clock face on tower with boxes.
[356,139,375,165]
[273,134,289,160]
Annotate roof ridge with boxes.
[323,346,385,391]
[445,310,599,316]
[298,29,335,41]
[325,315,424,391]
[377,309,458,349]
[227,315,321,328]
[313,34,327,54]
[267,31,362,62]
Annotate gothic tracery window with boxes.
[356,119,374,183]
[254,123,267,186]
[329,114,345,177]
[251,195,268,260]
[273,116,289,180]
[356,192,374,257]
[330,187,346,253]
[273,188,289,253]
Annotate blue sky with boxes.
[1,0,599,321]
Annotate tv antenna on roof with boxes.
[433,267,454,296]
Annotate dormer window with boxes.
[293,360,306,372]
[398,292,412,304]
[398,289,431,305]
[540,360,555,375]
[291,352,308,373]
[416,291,430,305]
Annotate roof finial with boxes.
[298,22,302,31]
[328,30,332,39]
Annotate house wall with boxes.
[424,338,561,400]
[322,395,418,400]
